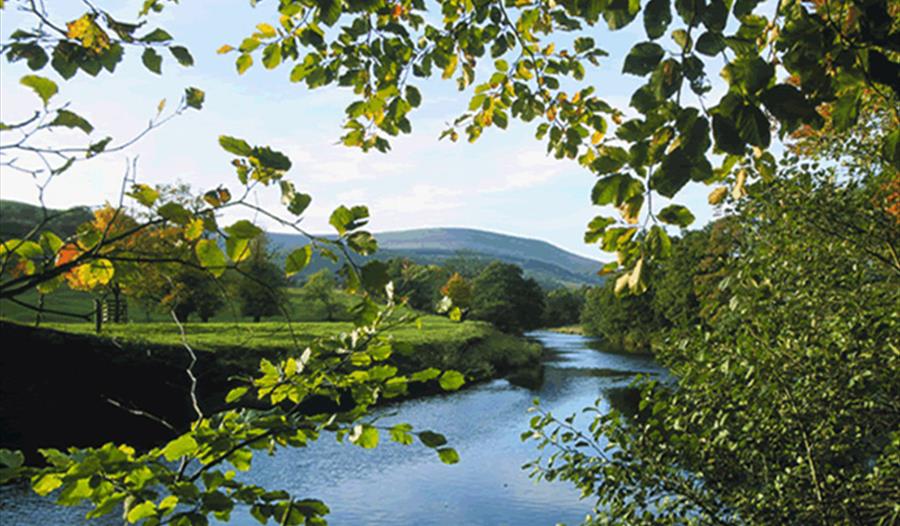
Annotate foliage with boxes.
[470,261,544,334]
[298,269,342,322]
[222,0,899,292]
[440,272,474,312]
[541,287,585,328]
[0,3,468,522]
[580,279,664,352]
[384,258,448,311]
[161,268,225,323]
[236,234,287,323]
[526,169,900,524]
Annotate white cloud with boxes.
[373,184,463,215]
[478,148,568,193]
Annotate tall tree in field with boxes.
[300,269,342,321]
[236,236,288,323]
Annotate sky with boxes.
[0,1,725,261]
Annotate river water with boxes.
[0,331,662,526]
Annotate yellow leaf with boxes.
[708,186,728,205]
[256,23,277,38]
[442,54,458,80]
[66,14,110,53]
[217,44,234,54]
[157,98,166,115]
[591,130,604,145]
[732,169,748,199]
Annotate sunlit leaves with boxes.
[438,370,465,391]
[128,184,159,207]
[219,135,252,156]
[19,75,57,106]
[66,14,110,53]
[195,239,226,277]
[160,434,198,461]
[329,205,369,236]
[285,246,312,276]
[592,174,644,206]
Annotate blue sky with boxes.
[0,1,724,260]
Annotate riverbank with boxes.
[546,325,585,335]
[0,317,541,462]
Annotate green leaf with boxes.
[350,425,379,449]
[410,368,441,382]
[20,75,57,106]
[657,204,695,227]
[225,220,263,239]
[50,109,93,133]
[157,202,191,224]
[169,45,194,66]
[262,43,281,69]
[603,0,640,30]
[140,28,172,42]
[591,174,644,206]
[287,192,311,215]
[126,501,156,523]
[329,205,369,235]
[622,42,664,76]
[832,88,861,132]
[195,239,227,277]
[32,473,63,495]
[129,183,159,207]
[285,246,312,276]
[225,386,248,403]
[437,447,460,464]
[418,431,448,448]
[695,31,725,56]
[389,424,414,445]
[219,135,252,156]
[406,85,422,107]
[184,87,205,109]
[760,84,819,130]
[236,53,253,74]
[734,103,770,148]
[592,146,630,174]
[226,237,250,263]
[724,56,773,95]
[160,434,198,462]
[712,114,745,155]
[250,146,292,170]
[643,0,672,39]
[141,47,162,74]
[438,370,465,391]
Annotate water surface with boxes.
[0,331,661,525]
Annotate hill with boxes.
[0,200,604,287]
[269,228,604,287]
[0,199,93,240]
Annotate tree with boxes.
[0,4,467,522]
[224,0,899,292]
[300,269,342,321]
[580,280,665,352]
[236,236,288,323]
[542,287,585,327]
[385,258,448,311]
[441,272,473,311]
[470,261,545,333]
[526,106,900,524]
[160,268,224,323]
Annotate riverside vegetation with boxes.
[1,0,898,525]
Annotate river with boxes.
[0,331,663,525]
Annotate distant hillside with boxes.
[0,201,604,287]
[270,228,605,288]
[0,200,93,240]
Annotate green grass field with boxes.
[0,287,382,325]
[28,314,540,382]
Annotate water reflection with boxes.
[0,331,661,526]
